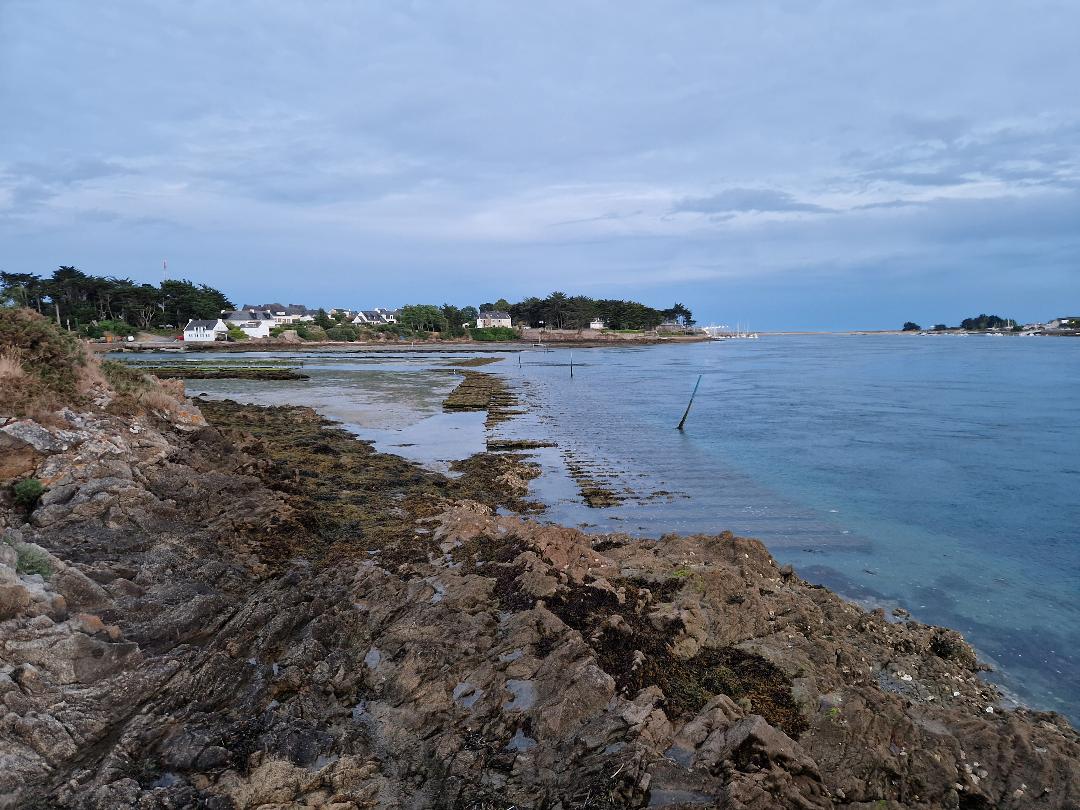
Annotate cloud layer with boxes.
[1,0,1078,328]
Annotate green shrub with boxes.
[79,319,138,339]
[15,544,53,578]
[227,327,249,341]
[295,324,328,341]
[374,323,416,338]
[101,360,151,394]
[470,327,518,342]
[13,477,45,509]
[325,325,360,341]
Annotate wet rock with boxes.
[0,397,1076,809]
[930,627,979,668]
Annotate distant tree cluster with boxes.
[1,267,233,335]
[959,314,1016,330]
[903,314,1018,332]
[394,304,480,337]
[480,292,693,330]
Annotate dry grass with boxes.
[0,349,25,382]
[0,348,39,418]
[135,387,187,415]
[0,308,197,421]
[0,308,88,416]
[75,354,109,395]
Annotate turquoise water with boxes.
[494,336,1080,721]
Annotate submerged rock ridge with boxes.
[0,362,1077,805]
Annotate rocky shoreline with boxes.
[1,348,1079,806]
[130,367,310,381]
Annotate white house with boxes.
[588,317,606,330]
[183,319,228,343]
[351,308,400,326]
[222,309,275,338]
[241,303,312,325]
[351,310,383,325]
[1048,317,1080,330]
[477,311,512,328]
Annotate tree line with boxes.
[388,294,695,336]
[902,314,1018,332]
[479,292,693,330]
[0,267,234,334]
[1,270,695,339]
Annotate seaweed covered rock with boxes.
[0,354,1077,807]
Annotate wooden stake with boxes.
[570,351,574,378]
[676,374,702,431]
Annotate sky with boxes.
[1,1,1078,330]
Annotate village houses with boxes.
[222,309,275,338]
[1048,316,1080,330]
[241,303,315,325]
[351,308,399,325]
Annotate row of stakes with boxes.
[517,351,702,431]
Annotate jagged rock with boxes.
[0,395,1075,810]
[0,420,65,454]
[0,580,31,620]
[52,567,111,612]
[0,432,39,484]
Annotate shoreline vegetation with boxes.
[91,332,710,354]
[1,269,710,347]
[2,307,1079,807]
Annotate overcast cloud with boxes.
[1,0,1077,328]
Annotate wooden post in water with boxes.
[570,351,574,378]
[676,374,702,431]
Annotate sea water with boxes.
[494,336,1080,722]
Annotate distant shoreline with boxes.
[87,329,1079,353]
[91,334,710,353]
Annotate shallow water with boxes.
[496,336,1080,721]
[143,351,488,472]
[129,338,1080,720]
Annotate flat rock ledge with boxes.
[0,401,1077,809]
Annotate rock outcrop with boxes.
[1,391,1077,808]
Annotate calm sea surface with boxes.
[147,335,1080,721]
